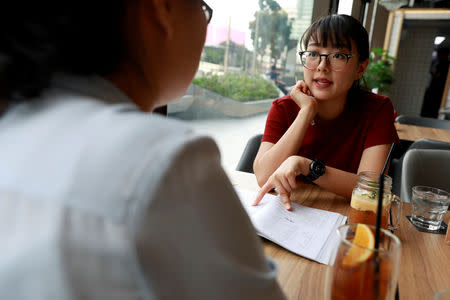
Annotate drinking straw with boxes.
[374,143,395,299]
[375,143,395,249]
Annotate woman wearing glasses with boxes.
[0,1,284,299]
[253,15,399,209]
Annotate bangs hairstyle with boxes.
[300,14,369,62]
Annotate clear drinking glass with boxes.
[325,224,402,300]
[411,186,450,231]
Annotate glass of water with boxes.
[411,186,450,231]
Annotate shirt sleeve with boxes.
[135,136,285,300]
[364,98,400,149]
[262,101,290,144]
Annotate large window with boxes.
[168,0,314,171]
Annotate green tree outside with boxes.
[249,0,293,68]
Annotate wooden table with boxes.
[228,170,450,300]
[395,123,450,143]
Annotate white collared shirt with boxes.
[0,74,285,300]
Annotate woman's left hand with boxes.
[253,156,307,210]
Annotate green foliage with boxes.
[202,42,251,69]
[193,73,279,101]
[203,46,225,65]
[249,0,293,66]
[364,48,396,95]
[259,0,281,11]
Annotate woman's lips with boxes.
[313,78,332,88]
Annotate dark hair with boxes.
[300,14,369,95]
[300,14,369,62]
[0,2,126,103]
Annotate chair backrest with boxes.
[236,134,263,173]
[395,114,450,130]
[401,149,450,203]
[409,138,450,151]
[390,139,450,196]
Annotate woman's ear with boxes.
[140,0,174,39]
[356,58,369,80]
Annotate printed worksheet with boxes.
[235,187,347,265]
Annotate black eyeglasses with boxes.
[201,1,213,24]
[298,51,355,71]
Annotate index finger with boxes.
[252,181,274,206]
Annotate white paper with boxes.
[235,187,347,265]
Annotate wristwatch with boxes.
[305,159,326,181]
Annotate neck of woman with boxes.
[316,93,349,121]
[107,62,161,112]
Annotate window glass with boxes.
[168,0,314,171]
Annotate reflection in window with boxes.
[168,0,313,170]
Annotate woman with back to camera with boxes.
[253,15,399,210]
[0,1,285,299]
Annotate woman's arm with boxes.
[254,144,391,210]
[253,81,317,187]
[316,144,391,197]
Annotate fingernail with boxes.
[284,203,291,210]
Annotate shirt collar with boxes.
[51,73,134,106]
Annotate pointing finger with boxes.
[253,181,274,206]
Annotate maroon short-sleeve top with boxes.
[262,91,399,173]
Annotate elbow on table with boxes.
[253,157,274,187]
[255,175,268,188]
[253,166,269,188]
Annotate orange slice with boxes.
[342,224,375,266]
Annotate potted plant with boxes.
[364,48,396,95]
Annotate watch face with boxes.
[313,164,325,174]
[311,160,326,176]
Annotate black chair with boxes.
[389,138,450,196]
[236,134,263,173]
[395,114,450,130]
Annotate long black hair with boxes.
[300,14,369,94]
[0,1,126,103]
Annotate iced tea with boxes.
[330,246,393,300]
[349,172,402,230]
[348,192,390,229]
[326,224,402,300]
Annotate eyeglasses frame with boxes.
[298,51,355,71]
[201,1,213,24]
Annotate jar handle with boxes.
[389,194,403,230]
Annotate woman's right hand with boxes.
[290,80,318,113]
[253,156,307,210]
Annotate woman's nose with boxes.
[317,56,329,71]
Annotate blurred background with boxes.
[167,0,450,171]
